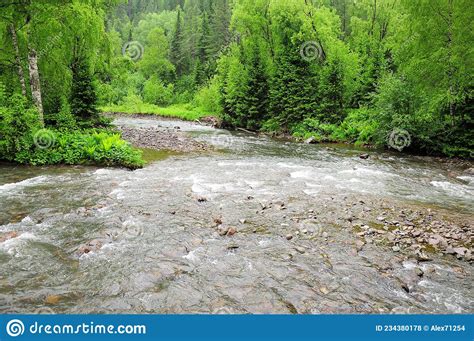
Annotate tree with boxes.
[170,8,185,76]
[70,53,99,124]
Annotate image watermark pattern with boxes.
[210,130,234,149]
[6,319,25,337]
[35,307,56,315]
[122,41,144,61]
[122,219,144,239]
[388,128,411,151]
[212,307,233,314]
[300,41,323,62]
[34,129,56,150]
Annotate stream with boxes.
[0,117,472,314]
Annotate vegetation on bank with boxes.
[101,0,471,158]
[0,2,144,169]
[101,103,209,121]
[0,0,472,161]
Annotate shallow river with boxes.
[0,117,472,314]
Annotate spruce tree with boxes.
[194,11,211,86]
[70,54,99,125]
[170,8,185,77]
[270,37,319,130]
[317,59,345,124]
[245,44,269,130]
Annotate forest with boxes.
[0,0,473,168]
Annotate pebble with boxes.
[414,268,424,277]
[226,227,237,236]
[295,247,306,254]
[286,234,293,241]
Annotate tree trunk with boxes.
[10,24,27,97]
[28,48,44,125]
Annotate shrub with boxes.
[143,76,174,106]
[193,77,222,115]
[0,94,41,159]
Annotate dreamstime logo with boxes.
[122,41,144,61]
[6,319,25,337]
[388,128,411,151]
[210,130,234,149]
[122,219,144,239]
[34,129,56,150]
[300,41,323,62]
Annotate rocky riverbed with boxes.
[0,116,472,314]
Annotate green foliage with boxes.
[70,54,99,125]
[101,103,207,121]
[14,131,144,170]
[193,77,222,115]
[143,76,174,106]
[0,95,41,159]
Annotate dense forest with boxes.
[0,0,473,168]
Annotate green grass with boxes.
[101,103,211,121]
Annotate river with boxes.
[0,117,472,314]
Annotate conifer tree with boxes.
[70,54,99,124]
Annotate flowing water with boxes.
[0,117,472,314]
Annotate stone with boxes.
[295,247,306,254]
[305,136,318,144]
[359,153,370,160]
[45,295,61,305]
[0,231,18,243]
[355,240,365,251]
[226,227,237,236]
[392,246,401,252]
[286,234,293,241]
[218,226,229,236]
[320,287,330,295]
[414,268,424,277]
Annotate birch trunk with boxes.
[27,48,44,126]
[10,24,27,97]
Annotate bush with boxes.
[291,118,339,142]
[14,131,144,170]
[333,108,379,145]
[0,94,41,159]
[193,77,222,115]
[143,76,174,106]
[0,95,143,169]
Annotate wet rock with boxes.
[295,247,306,254]
[196,196,208,203]
[319,287,330,295]
[392,246,401,252]
[77,239,104,256]
[401,283,410,293]
[415,251,432,262]
[414,268,424,277]
[355,240,365,251]
[45,295,61,305]
[239,219,247,224]
[305,137,318,144]
[213,217,223,226]
[227,244,239,250]
[286,234,293,241]
[217,226,229,236]
[226,227,237,237]
[0,231,18,243]
[359,153,370,160]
